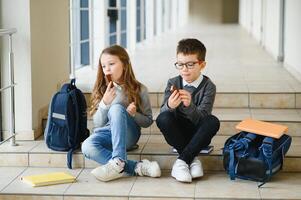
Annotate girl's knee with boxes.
[109,104,126,114]
[81,138,90,156]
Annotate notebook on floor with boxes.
[172,145,214,154]
[21,172,76,187]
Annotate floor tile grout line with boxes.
[62,167,84,197]
[0,166,28,193]
[127,176,138,198]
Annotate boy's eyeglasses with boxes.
[174,61,202,70]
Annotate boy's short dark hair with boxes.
[177,38,206,61]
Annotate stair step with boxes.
[80,108,301,137]
[1,135,300,172]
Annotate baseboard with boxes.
[284,63,301,82]
[3,129,35,141]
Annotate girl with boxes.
[81,45,161,182]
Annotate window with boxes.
[108,0,127,48]
[70,0,91,69]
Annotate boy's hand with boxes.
[179,90,192,107]
[103,82,116,105]
[168,90,181,109]
[127,102,137,117]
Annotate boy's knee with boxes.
[205,115,220,131]
[156,111,174,127]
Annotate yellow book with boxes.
[21,172,76,187]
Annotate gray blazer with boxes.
[160,75,216,125]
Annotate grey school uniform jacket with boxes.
[93,84,153,128]
[160,75,216,125]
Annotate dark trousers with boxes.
[156,111,220,164]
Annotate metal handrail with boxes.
[0,28,17,36]
[0,28,17,146]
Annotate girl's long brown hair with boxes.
[89,45,142,116]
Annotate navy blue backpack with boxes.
[223,131,292,187]
[44,79,89,169]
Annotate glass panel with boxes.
[109,0,116,7]
[136,28,141,42]
[121,10,127,31]
[80,10,89,40]
[80,0,88,8]
[121,32,127,48]
[110,35,117,45]
[121,0,127,7]
[80,42,90,66]
[109,18,117,33]
[136,8,141,26]
[136,0,140,7]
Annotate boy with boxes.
[156,38,220,183]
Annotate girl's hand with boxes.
[127,102,137,117]
[179,89,192,107]
[102,82,116,105]
[168,90,181,109]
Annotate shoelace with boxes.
[140,164,151,176]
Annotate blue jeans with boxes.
[82,104,141,176]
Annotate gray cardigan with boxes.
[93,84,153,128]
[160,75,216,125]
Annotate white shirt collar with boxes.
[182,74,203,88]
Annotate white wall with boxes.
[178,0,189,26]
[251,0,262,42]
[91,1,106,68]
[0,0,33,140]
[262,0,281,60]
[1,0,70,140]
[145,0,155,41]
[30,0,70,138]
[239,0,281,60]
[284,0,301,80]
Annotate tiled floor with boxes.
[1,167,301,199]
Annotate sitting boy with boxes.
[156,38,220,183]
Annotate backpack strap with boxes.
[228,133,257,180]
[66,90,81,169]
[258,136,274,187]
[67,147,78,169]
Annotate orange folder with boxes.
[236,118,288,139]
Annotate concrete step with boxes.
[147,108,301,137]
[1,135,300,172]
[42,108,301,137]
[1,166,301,199]
[83,91,301,108]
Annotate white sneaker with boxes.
[190,157,203,179]
[171,159,192,183]
[91,158,125,182]
[135,159,161,177]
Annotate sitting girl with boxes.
[82,45,161,182]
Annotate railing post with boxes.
[8,33,17,146]
[0,28,17,146]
